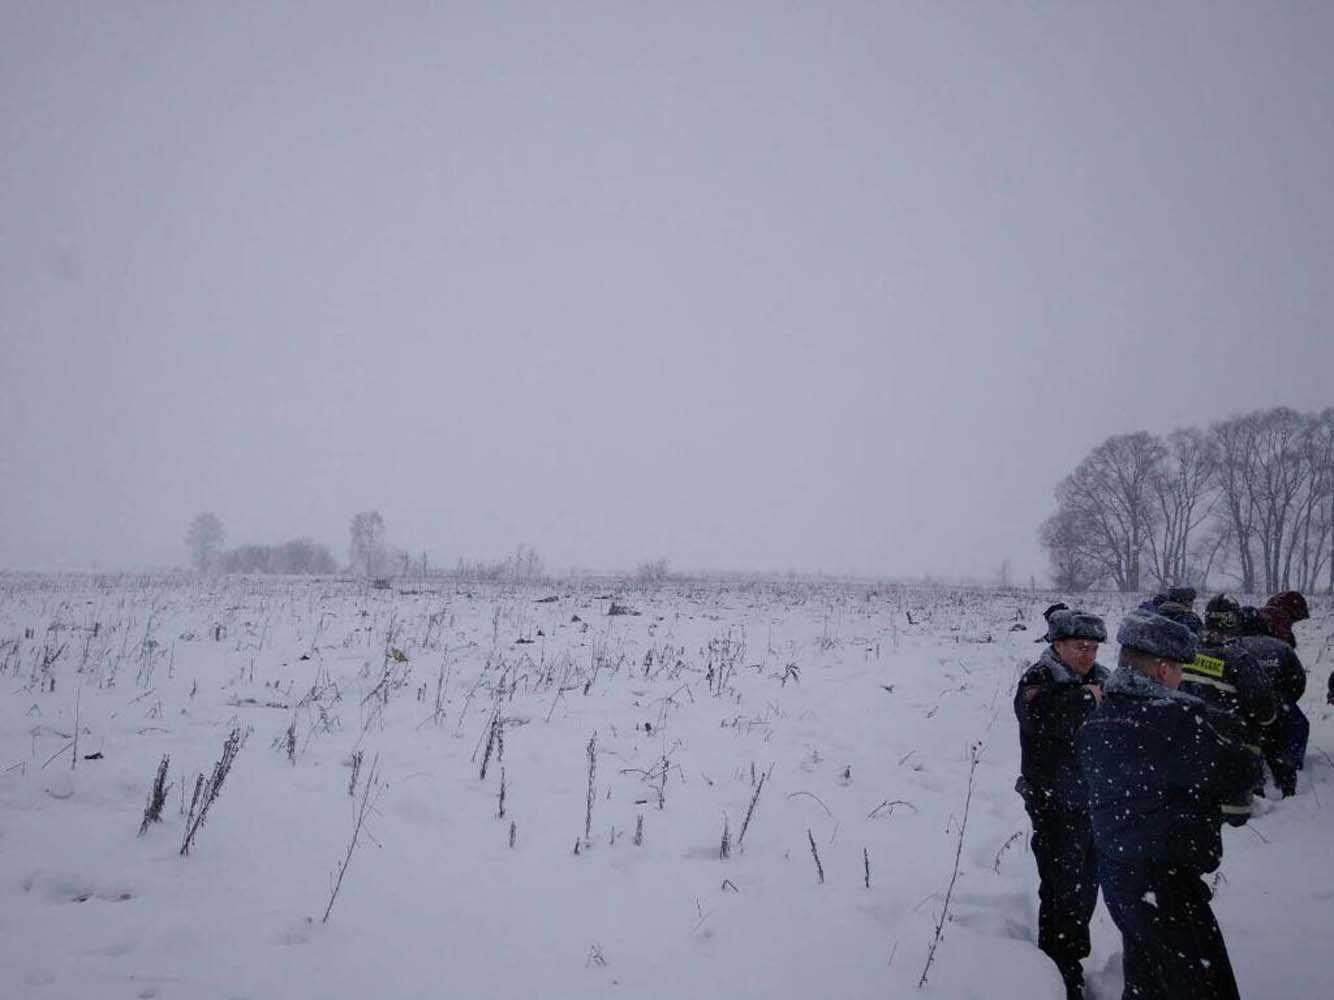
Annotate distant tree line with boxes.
[452,543,546,584]
[183,513,336,577]
[218,538,338,575]
[184,509,548,584]
[1040,406,1334,594]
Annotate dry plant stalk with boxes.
[323,754,383,924]
[184,773,204,826]
[71,688,81,771]
[584,731,597,846]
[479,709,501,780]
[347,750,364,798]
[180,727,248,856]
[918,744,981,989]
[138,755,170,837]
[736,765,772,850]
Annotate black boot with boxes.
[1272,761,1297,797]
[1058,961,1085,1000]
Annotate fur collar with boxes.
[1103,663,1204,707]
[1039,647,1108,686]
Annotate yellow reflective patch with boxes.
[1186,654,1226,679]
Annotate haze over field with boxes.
[4,3,1333,578]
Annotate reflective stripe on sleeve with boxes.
[1181,673,1238,694]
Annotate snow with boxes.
[0,574,1329,999]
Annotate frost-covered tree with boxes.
[1038,506,1103,592]
[1044,406,1334,594]
[1145,428,1218,591]
[1307,409,1334,593]
[348,510,387,577]
[185,513,225,574]
[1051,432,1164,592]
[1211,407,1318,592]
[635,558,671,583]
[274,538,338,575]
[217,537,338,575]
[220,544,272,574]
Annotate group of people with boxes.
[1014,586,1315,1000]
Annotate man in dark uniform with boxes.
[1014,608,1108,998]
[1181,595,1277,816]
[1239,595,1310,795]
[1166,585,1197,609]
[1079,610,1259,1000]
[1261,590,1309,648]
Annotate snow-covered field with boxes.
[1,574,1329,1000]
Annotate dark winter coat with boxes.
[1238,634,1307,704]
[1077,666,1260,873]
[1263,591,1310,648]
[1181,640,1277,736]
[1259,608,1297,648]
[1015,648,1109,811]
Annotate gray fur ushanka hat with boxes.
[1117,609,1198,664]
[1045,609,1107,643]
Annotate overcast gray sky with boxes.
[3,2,1332,579]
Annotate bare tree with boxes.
[217,538,338,575]
[1052,432,1164,592]
[1145,428,1218,590]
[185,513,225,574]
[1286,409,1334,592]
[635,558,671,583]
[274,538,338,575]
[1210,413,1262,593]
[1252,408,1312,592]
[1039,506,1103,592]
[348,510,387,578]
[1045,406,1334,595]
[1195,519,1236,589]
[1316,409,1334,594]
[516,543,543,582]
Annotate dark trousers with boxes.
[1285,702,1310,769]
[1261,703,1310,794]
[1099,860,1240,1000]
[1027,802,1099,983]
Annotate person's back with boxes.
[1082,662,1255,870]
[1262,590,1310,648]
[1194,596,1279,726]
[1237,630,1306,703]
[1240,607,1310,794]
[1078,610,1259,1000]
[1158,597,1271,818]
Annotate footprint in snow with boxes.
[21,869,136,904]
